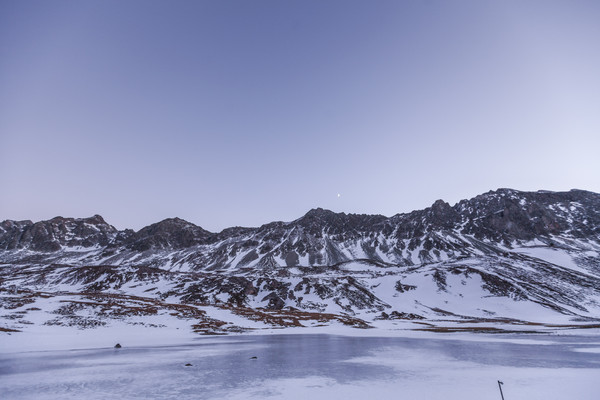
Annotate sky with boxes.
[1,0,599,232]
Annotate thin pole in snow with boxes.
[498,380,505,400]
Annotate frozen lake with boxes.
[1,333,600,399]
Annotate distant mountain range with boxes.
[2,188,600,334]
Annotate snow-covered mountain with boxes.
[2,188,600,335]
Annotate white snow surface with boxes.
[514,246,598,277]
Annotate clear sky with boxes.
[1,0,599,232]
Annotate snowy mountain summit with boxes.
[2,188,600,335]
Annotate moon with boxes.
[337,193,341,198]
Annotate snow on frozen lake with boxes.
[1,334,599,400]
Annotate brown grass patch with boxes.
[413,326,532,333]
[0,327,21,332]
[217,304,372,329]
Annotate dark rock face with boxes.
[125,218,212,251]
[293,208,388,236]
[429,199,461,228]
[457,189,600,241]
[0,215,117,251]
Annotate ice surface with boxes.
[1,334,599,400]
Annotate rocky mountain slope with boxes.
[1,188,600,335]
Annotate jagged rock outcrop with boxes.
[0,215,117,251]
[125,218,212,251]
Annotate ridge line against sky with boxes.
[1,0,599,231]
[1,187,595,232]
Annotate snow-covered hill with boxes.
[1,188,600,335]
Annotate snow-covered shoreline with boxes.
[3,318,600,354]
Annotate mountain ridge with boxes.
[2,188,597,251]
[1,188,599,335]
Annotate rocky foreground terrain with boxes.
[1,188,600,335]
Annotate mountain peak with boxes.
[129,217,212,251]
[302,208,340,218]
[86,214,107,224]
[431,199,451,210]
[150,217,199,228]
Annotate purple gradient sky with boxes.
[1,0,599,232]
